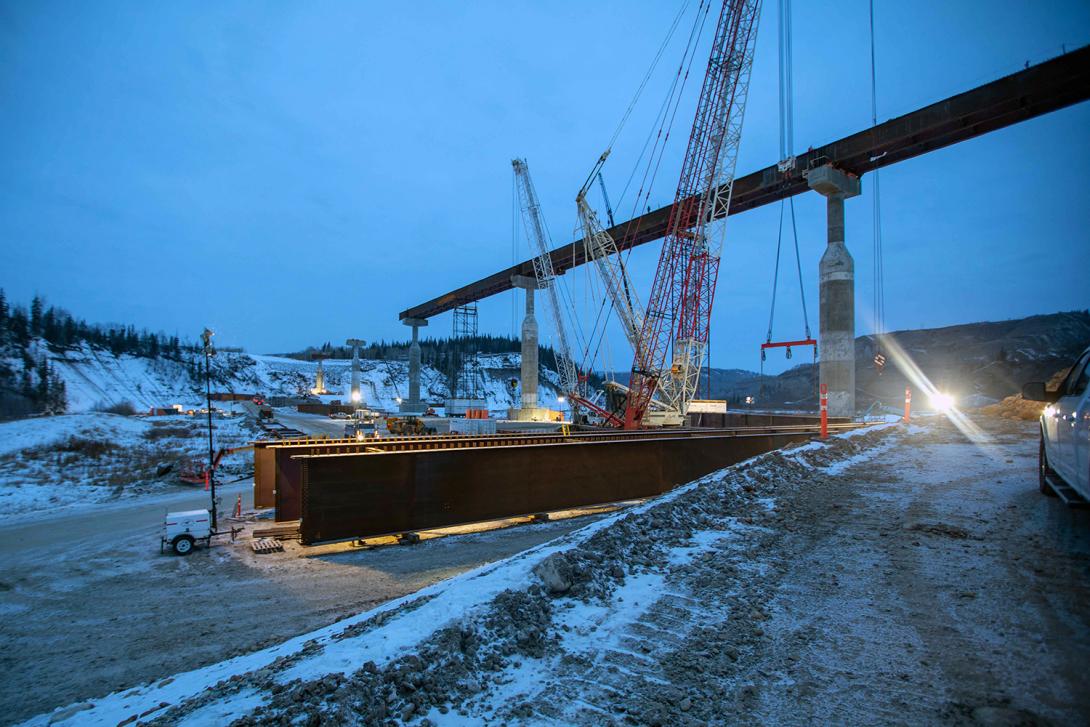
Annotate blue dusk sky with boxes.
[2,1,1088,373]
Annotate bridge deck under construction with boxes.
[252,418,864,545]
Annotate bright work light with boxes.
[929,391,955,412]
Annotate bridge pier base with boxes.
[807,165,861,419]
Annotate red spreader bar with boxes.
[761,338,816,350]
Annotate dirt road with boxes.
[746,419,1090,724]
[0,495,600,725]
[534,417,1090,724]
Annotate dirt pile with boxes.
[978,366,1068,420]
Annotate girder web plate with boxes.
[295,428,828,544]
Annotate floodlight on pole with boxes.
[201,327,217,532]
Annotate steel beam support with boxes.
[400,317,428,413]
[808,165,861,418]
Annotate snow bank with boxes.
[0,413,257,520]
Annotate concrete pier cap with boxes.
[805,165,861,199]
[510,274,543,291]
[400,317,428,414]
[806,165,861,419]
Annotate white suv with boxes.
[1024,346,1090,502]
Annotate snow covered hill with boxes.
[19,342,562,414]
[710,310,1090,408]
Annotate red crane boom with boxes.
[624,0,762,429]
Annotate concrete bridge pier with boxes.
[511,275,546,420]
[807,165,861,419]
[346,338,364,406]
[400,317,428,413]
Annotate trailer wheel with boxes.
[172,534,196,555]
[1039,435,1058,497]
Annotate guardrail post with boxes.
[819,384,829,439]
[903,387,912,423]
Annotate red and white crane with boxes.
[623,0,762,429]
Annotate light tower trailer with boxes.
[160,509,240,555]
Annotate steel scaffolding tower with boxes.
[452,303,482,400]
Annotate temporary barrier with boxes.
[820,384,829,439]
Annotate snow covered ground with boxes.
[0,412,149,458]
[25,415,1087,726]
[0,412,259,520]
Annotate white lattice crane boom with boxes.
[576,153,644,354]
[512,159,581,402]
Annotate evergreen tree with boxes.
[20,353,33,398]
[30,295,43,337]
[63,315,76,347]
[10,307,29,346]
[47,372,67,414]
[42,306,60,345]
[36,357,50,404]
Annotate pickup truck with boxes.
[1023,345,1090,503]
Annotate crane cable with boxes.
[870,0,887,374]
[508,0,692,397]
[553,0,699,390]
[575,0,711,384]
[511,168,519,339]
[763,0,813,399]
[604,0,693,155]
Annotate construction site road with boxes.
[269,409,348,438]
[0,479,255,554]
[0,486,607,725]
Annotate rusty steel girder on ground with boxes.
[252,417,852,521]
[292,425,864,544]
